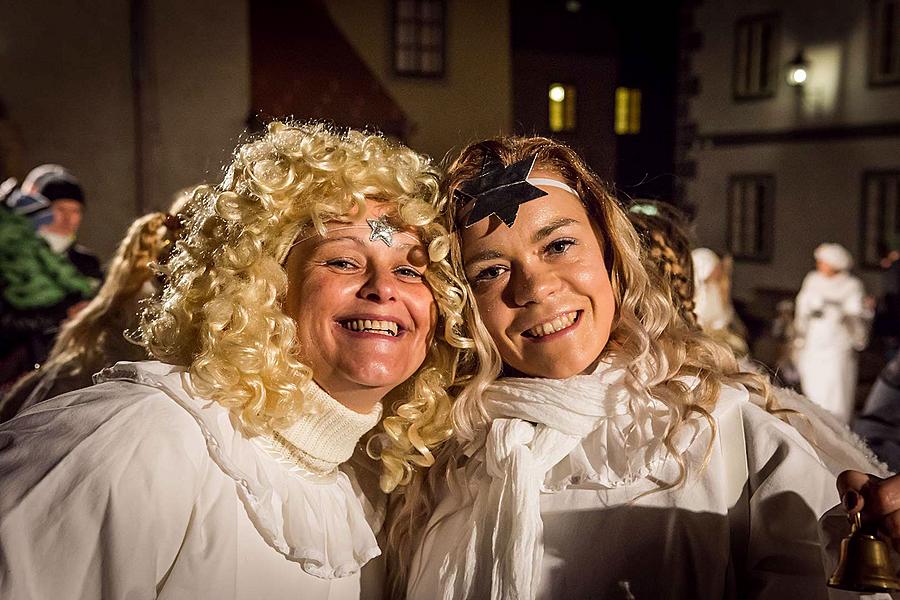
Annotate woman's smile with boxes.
[520,309,581,341]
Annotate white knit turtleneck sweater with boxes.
[270,380,383,475]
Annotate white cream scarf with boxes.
[438,360,665,600]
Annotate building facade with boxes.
[680,0,900,301]
[0,0,513,259]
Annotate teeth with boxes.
[340,319,399,336]
[526,311,578,338]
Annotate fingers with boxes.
[878,509,900,554]
[836,470,875,514]
[837,470,900,550]
[867,475,900,517]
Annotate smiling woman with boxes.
[283,200,438,413]
[388,136,887,600]
[0,122,469,600]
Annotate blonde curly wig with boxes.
[140,121,471,492]
[385,136,781,596]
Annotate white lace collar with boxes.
[95,360,380,579]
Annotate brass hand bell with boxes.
[828,511,900,592]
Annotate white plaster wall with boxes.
[687,137,900,299]
[0,0,137,260]
[325,0,512,161]
[692,0,900,134]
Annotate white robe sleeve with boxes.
[0,382,206,600]
[733,401,858,599]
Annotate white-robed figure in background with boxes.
[386,137,885,600]
[0,122,469,600]
[692,247,750,358]
[794,243,871,423]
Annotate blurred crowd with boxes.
[628,200,900,472]
[0,165,188,419]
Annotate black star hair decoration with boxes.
[457,155,548,228]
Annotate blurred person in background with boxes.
[0,192,190,421]
[692,247,749,358]
[27,166,102,288]
[874,238,900,359]
[853,351,900,472]
[627,200,697,328]
[794,243,872,423]
[0,189,97,389]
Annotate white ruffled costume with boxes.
[0,361,384,600]
[407,359,887,600]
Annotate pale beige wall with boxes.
[692,0,900,134]
[326,0,512,161]
[0,0,138,260]
[0,0,250,260]
[686,137,899,298]
[139,0,250,213]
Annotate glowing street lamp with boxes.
[549,84,566,103]
[786,52,809,87]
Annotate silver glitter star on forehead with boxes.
[367,215,398,246]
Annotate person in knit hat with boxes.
[794,242,872,422]
[0,166,100,389]
[30,167,102,286]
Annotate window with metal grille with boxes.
[727,174,775,261]
[861,171,900,267]
[392,0,445,77]
[733,14,779,100]
[870,0,900,85]
[548,83,576,132]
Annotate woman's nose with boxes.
[358,267,398,303]
[510,264,559,306]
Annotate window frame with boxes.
[548,82,577,133]
[726,174,776,262]
[869,0,900,87]
[732,13,780,101]
[860,170,900,268]
[391,0,447,78]
[614,87,642,136]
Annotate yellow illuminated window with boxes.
[615,87,641,135]
[548,83,576,132]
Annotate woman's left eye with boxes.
[395,266,425,280]
[325,258,358,270]
[546,238,576,255]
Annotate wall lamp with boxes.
[786,51,809,86]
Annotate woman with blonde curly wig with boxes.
[0,122,468,600]
[391,136,885,600]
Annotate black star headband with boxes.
[456,155,580,228]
